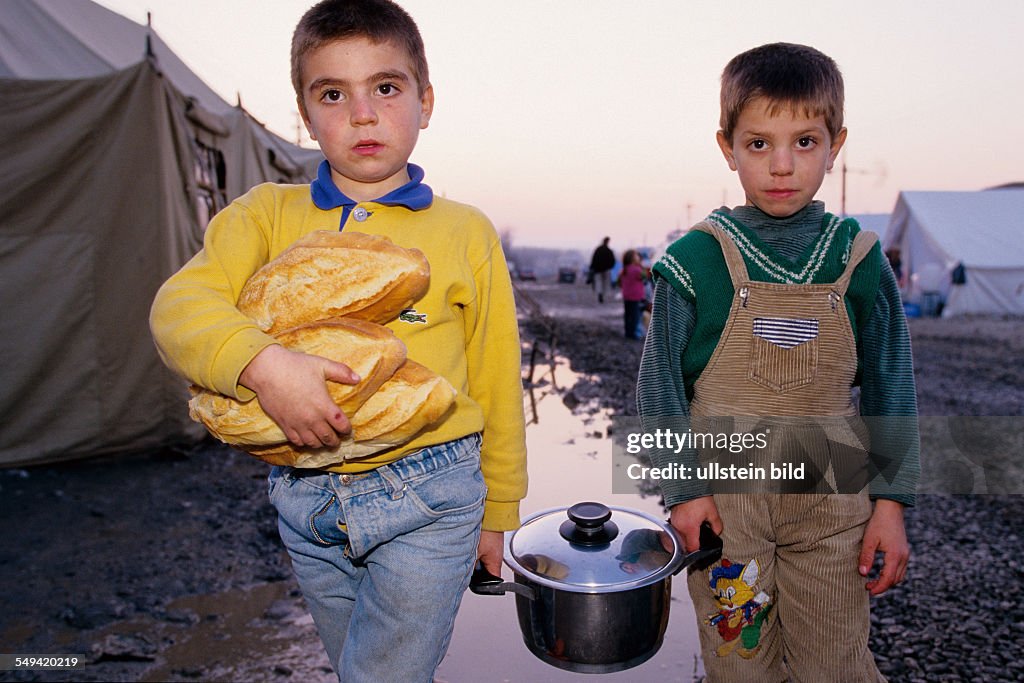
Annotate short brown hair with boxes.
[719,43,844,141]
[291,0,429,106]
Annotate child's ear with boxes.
[826,127,848,172]
[716,130,738,171]
[419,84,434,130]
[298,96,317,142]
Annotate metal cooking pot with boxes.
[470,501,722,674]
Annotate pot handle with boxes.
[674,522,724,575]
[469,561,536,600]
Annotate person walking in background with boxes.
[589,236,616,303]
[620,249,646,339]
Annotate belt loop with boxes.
[378,465,408,501]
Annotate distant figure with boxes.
[620,249,646,339]
[589,237,616,303]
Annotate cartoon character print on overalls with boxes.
[684,220,880,667]
[707,557,772,658]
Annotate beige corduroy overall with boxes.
[686,222,885,683]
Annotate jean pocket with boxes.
[748,317,819,392]
[404,455,486,520]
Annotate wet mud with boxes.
[1,280,1022,682]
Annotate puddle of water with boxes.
[91,581,333,682]
[437,354,705,683]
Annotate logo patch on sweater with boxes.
[752,317,819,349]
[398,308,427,324]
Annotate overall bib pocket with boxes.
[747,317,820,392]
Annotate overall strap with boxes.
[692,221,750,288]
[834,230,879,296]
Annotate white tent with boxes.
[0,0,323,466]
[883,190,1024,317]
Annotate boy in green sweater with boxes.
[637,43,918,681]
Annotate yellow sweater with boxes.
[150,182,527,530]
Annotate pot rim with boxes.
[503,504,684,594]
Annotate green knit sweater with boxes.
[637,202,920,507]
[655,207,879,395]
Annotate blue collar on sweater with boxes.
[309,160,433,227]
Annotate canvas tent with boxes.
[883,190,1024,317]
[0,0,324,466]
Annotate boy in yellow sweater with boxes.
[149,1,527,680]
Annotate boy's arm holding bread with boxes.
[150,198,360,450]
[239,344,359,449]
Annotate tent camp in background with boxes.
[883,189,1024,317]
[0,0,324,466]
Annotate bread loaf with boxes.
[189,318,407,446]
[237,231,429,334]
[246,360,457,468]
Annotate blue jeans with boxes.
[624,299,645,339]
[267,434,486,683]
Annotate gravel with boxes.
[0,279,1020,682]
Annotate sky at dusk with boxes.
[97,0,1024,252]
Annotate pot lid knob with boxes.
[559,501,619,546]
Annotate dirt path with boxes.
[1,279,1022,682]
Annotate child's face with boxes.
[298,36,433,202]
[716,97,846,218]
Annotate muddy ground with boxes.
[1,280,1022,682]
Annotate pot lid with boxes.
[505,502,684,594]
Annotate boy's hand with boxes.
[239,344,360,448]
[477,529,504,577]
[669,497,723,552]
[858,499,909,596]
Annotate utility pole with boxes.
[840,151,885,216]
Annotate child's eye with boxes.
[749,139,767,151]
[377,83,399,96]
[321,89,344,103]
[796,136,816,149]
